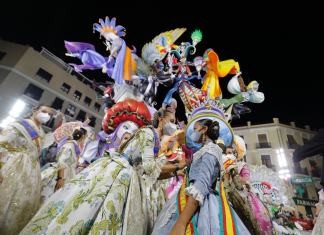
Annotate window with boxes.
[287,134,300,149]
[257,134,270,148]
[94,102,101,112]
[83,96,92,107]
[261,155,273,169]
[60,83,71,94]
[89,116,96,127]
[73,90,82,101]
[35,68,52,83]
[0,52,6,61]
[23,83,44,101]
[65,104,76,117]
[76,110,86,122]
[51,97,64,110]
[303,138,309,144]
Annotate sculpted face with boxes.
[115,121,139,145]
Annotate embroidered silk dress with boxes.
[20,126,163,235]
[151,143,251,235]
[237,162,274,235]
[312,191,324,235]
[0,119,45,235]
[40,141,80,206]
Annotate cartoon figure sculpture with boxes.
[64,41,114,76]
[201,48,240,98]
[93,16,139,85]
[173,56,192,78]
[156,33,179,72]
[191,29,203,46]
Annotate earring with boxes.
[203,133,206,142]
[159,122,163,130]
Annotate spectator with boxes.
[299,212,304,219]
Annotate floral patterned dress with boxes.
[20,126,163,235]
[238,162,274,235]
[0,119,45,235]
[313,189,324,235]
[40,141,79,207]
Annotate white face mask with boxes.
[226,154,236,161]
[162,117,178,136]
[36,112,51,123]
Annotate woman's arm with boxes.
[170,196,199,235]
[56,168,64,190]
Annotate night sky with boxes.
[1,1,322,130]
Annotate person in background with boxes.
[40,127,87,206]
[0,104,52,234]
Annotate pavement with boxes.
[300,230,312,235]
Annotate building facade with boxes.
[233,118,321,217]
[0,41,106,133]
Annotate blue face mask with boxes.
[190,129,203,143]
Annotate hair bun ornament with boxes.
[77,134,80,137]
[214,126,219,130]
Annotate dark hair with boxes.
[72,128,87,141]
[196,118,220,141]
[152,108,173,128]
[226,145,234,150]
[24,104,51,119]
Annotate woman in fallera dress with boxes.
[20,98,190,235]
[0,104,52,235]
[40,127,87,206]
[151,118,251,235]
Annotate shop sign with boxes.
[291,177,313,184]
[293,197,317,207]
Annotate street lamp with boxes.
[0,100,25,128]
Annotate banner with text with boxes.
[293,197,318,207]
[291,177,313,184]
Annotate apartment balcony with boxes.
[293,167,309,176]
[287,141,301,150]
[311,168,322,178]
[256,142,271,149]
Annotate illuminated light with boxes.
[9,110,20,117]
[6,116,15,122]
[12,100,25,111]
[277,154,283,167]
[286,174,291,178]
[276,150,279,154]
[281,153,287,167]
[280,148,284,153]
[279,169,289,174]
[279,175,285,179]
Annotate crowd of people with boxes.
[0,99,323,235]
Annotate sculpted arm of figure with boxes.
[170,152,218,235]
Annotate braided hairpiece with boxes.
[212,119,219,130]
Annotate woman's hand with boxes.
[239,176,247,185]
[177,159,190,170]
[313,217,317,225]
[169,222,186,235]
[177,169,185,177]
[56,179,64,191]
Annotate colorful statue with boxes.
[201,48,240,98]
[93,16,139,85]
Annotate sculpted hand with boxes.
[102,64,107,73]
[239,176,247,185]
[177,159,190,170]
[55,179,64,191]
